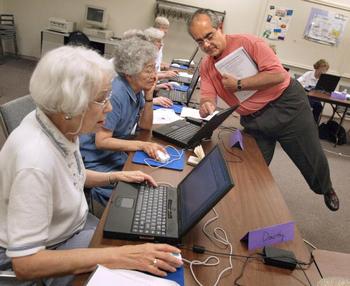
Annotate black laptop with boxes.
[314,74,340,93]
[171,47,199,67]
[103,145,234,244]
[153,105,238,149]
[157,60,201,104]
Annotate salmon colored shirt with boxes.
[200,34,290,115]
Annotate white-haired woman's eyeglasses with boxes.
[93,93,112,107]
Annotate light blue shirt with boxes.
[80,75,145,172]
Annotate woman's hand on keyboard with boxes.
[116,171,157,187]
[153,96,173,107]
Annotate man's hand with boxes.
[199,101,216,118]
[222,73,238,94]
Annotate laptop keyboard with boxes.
[132,185,167,235]
[169,90,186,102]
[168,123,201,142]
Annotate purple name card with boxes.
[229,129,244,150]
[331,91,346,101]
[241,221,295,250]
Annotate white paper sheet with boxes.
[153,108,184,124]
[87,265,179,286]
[214,46,258,102]
[180,107,218,121]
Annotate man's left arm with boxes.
[222,71,285,94]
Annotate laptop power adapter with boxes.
[263,246,297,270]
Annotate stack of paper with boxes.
[87,265,179,286]
[215,46,258,103]
[153,108,184,124]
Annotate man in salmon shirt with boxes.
[187,9,339,211]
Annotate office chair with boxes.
[0,14,18,57]
[0,95,36,137]
[66,31,91,48]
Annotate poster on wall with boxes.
[262,5,294,41]
[304,8,348,46]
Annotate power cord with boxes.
[217,128,243,163]
[323,147,350,158]
[181,208,234,286]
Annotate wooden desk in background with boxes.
[73,128,321,286]
[308,90,350,146]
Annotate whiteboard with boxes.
[257,0,350,78]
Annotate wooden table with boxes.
[308,90,350,146]
[73,126,321,286]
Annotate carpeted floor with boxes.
[1,56,349,253]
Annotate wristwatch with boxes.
[145,99,153,102]
[237,79,242,91]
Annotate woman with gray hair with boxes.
[144,27,177,79]
[0,46,182,285]
[80,37,169,206]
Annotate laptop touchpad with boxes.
[116,197,134,208]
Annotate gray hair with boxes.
[187,9,221,34]
[113,37,157,76]
[154,16,169,28]
[122,29,149,41]
[144,27,164,42]
[30,46,115,116]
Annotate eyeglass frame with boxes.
[194,28,218,47]
[92,92,112,107]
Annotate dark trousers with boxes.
[240,79,333,195]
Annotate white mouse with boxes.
[169,81,180,87]
[156,150,170,163]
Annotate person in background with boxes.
[144,27,177,79]
[0,46,182,286]
[187,9,339,211]
[122,28,173,108]
[154,16,170,70]
[297,59,329,122]
[79,37,168,206]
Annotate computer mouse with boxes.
[156,150,170,163]
[169,81,181,87]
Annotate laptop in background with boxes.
[314,74,341,93]
[103,145,234,244]
[171,47,199,67]
[157,61,201,104]
[153,105,238,149]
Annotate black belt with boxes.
[245,78,293,118]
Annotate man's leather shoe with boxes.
[324,189,339,211]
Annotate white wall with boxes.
[3,0,263,59]
[0,0,4,12]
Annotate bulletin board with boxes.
[257,0,350,78]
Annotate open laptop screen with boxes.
[178,146,234,235]
[315,74,340,93]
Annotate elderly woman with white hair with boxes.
[80,37,169,206]
[0,46,182,285]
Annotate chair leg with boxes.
[13,34,18,56]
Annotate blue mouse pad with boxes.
[165,266,184,286]
[132,146,185,171]
[153,103,183,114]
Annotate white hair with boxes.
[113,37,157,76]
[30,46,115,116]
[144,27,164,41]
[154,16,169,28]
[122,29,149,41]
